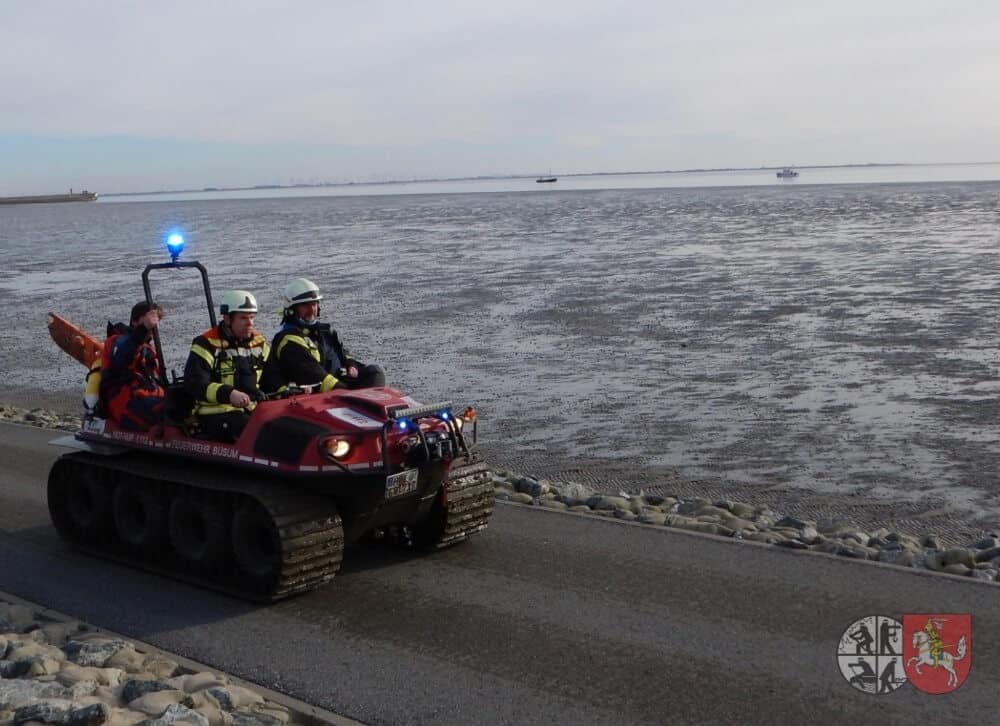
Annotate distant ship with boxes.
[0,190,98,205]
[776,168,799,179]
[536,176,558,183]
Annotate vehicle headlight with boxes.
[319,437,352,460]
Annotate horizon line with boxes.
[100,160,1000,197]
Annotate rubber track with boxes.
[432,458,495,548]
[50,452,343,602]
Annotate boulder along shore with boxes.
[3,401,1000,585]
[0,595,343,726]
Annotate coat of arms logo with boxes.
[837,615,907,694]
[902,614,972,694]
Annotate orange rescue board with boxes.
[47,313,101,368]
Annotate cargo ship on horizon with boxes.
[0,190,98,205]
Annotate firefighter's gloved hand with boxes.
[82,400,97,419]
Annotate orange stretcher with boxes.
[47,312,101,368]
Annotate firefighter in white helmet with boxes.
[261,277,384,394]
[184,290,270,441]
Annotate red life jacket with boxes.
[99,327,164,404]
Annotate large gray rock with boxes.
[0,682,68,710]
[0,660,31,678]
[514,476,548,498]
[129,691,194,717]
[13,701,71,725]
[122,680,176,705]
[66,703,109,726]
[137,703,209,726]
[553,482,595,507]
[63,639,130,668]
[974,546,1000,563]
[11,700,104,726]
[587,495,631,511]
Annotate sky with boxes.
[1,0,999,194]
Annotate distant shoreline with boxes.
[100,161,999,198]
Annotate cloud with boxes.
[2,0,1000,190]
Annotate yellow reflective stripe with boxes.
[277,333,319,362]
[206,382,224,404]
[319,373,338,392]
[191,344,216,367]
[195,403,238,415]
[195,401,256,416]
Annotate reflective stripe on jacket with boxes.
[262,323,346,393]
[184,326,269,416]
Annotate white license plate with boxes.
[385,468,419,499]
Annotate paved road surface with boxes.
[0,422,995,725]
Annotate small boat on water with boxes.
[776,168,798,179]
[0,190,98,205]
[536,176,558,183]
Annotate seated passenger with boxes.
[99,301,166,431]
[184,290,268,442]
[261,277,385,394]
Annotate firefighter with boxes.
[184,290,269,442]
[261,277,384,394]
[100,300,166,431]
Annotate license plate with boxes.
[385,468,419,499]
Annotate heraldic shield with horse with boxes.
[902,614,972,694]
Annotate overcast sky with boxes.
[2,0,998,194]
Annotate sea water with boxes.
[3,165,1000,512]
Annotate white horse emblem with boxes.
[906,630,968,688]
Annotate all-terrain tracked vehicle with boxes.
[47,238,493,601]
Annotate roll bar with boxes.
[142,260,216,389]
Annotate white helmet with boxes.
[219,290,258,315]
[284,278,323,306]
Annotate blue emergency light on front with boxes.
[165,231,185,261]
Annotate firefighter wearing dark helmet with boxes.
[261,277,385,395]
[184,290,269,442]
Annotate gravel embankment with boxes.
[0,596,345,726]
[5,403,1000,584]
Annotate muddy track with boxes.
[48,451,344,602]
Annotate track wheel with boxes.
[409,455,494,549]
[113,482,169,552]
[169,493,230,569]
[231,499,281,585]
[48,458,113,542]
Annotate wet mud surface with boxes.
[4,181,1000,542]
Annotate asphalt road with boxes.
[0,421,996,725]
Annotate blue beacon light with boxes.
[165,232,185,261]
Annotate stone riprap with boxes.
[0,600,308,726]
[5,402,999,584]
[493,470,1000,582]
[0,407,78,432]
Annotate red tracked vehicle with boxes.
[47,241,493,601]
